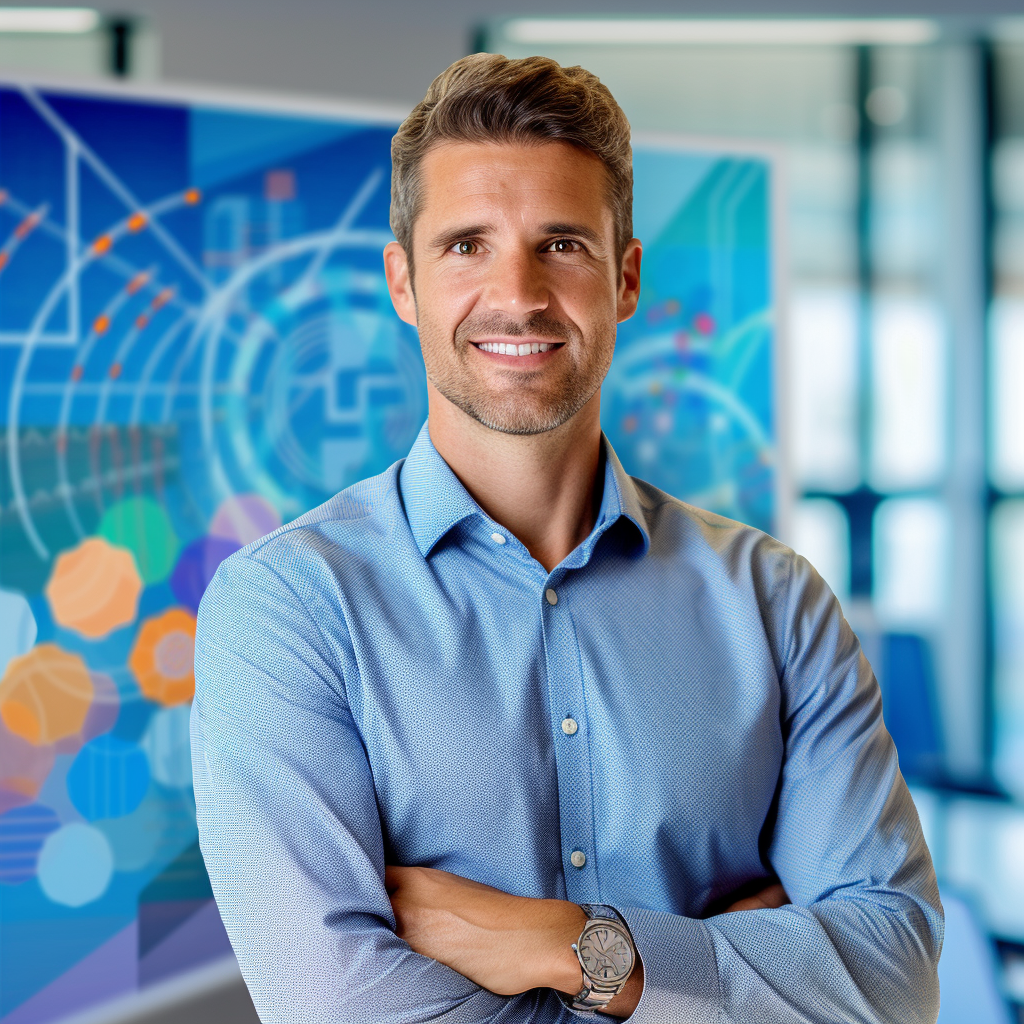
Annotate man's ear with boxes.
[616,238,642,324]
[384,241,418,327]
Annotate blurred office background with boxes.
[2,1,1024,1021]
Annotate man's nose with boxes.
[484,248,550,315]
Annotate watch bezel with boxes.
[576,917,636,985]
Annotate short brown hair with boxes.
[390,53,633,263]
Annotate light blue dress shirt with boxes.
[191,424,943,1023]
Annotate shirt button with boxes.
[545,588,558,606]
[561,717,578,735]
[491,532,506,544]
[570,850,587,868]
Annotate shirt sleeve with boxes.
[190,550,572,1024]
[616,551,944,1024]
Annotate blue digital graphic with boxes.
[0,82,775,1023]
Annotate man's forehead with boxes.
[417,141,612,222]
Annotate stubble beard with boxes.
[419,310,614,436]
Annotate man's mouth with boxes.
[472,341,562,357]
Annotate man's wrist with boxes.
[534,899,588,994]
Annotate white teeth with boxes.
[477,342,555,356]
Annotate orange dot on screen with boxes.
[92,315,111,335]
[126,271,149,294]
[109,363,121,380]
[70,365,83,381]
[92,235,113,255]
[0,252,8,271]
[184,188,201,204]
[135,314,149,330]
[127,212,147,232]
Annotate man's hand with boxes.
[385,865,587,997]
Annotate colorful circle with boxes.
[37,823,113,907]
[141,704,194,789]
[209,493,281,546]
[66,735,150,821]
[44,536,142,639]
[128,608,196,706]
[0,644,93,745]
[0,803,60,885]
[98,496,180,584]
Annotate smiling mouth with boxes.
[472,341,563,357]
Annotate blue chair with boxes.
[937,889,1013,1024]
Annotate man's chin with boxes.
[444,393,580,436]
[463,404,571,436]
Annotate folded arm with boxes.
[389,554,944,1024]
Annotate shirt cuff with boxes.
[617,906,722,1023]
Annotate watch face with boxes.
[578,923,634,983]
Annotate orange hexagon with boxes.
[129,608,197,706]
[0,644,94,745]
[45,536,142,639]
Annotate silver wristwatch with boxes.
[558,903,637,1015]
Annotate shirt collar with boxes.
[400,423,482,558]
[598,441,651,557]
[399,421,650,559]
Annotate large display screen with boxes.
[0,82,776,1023]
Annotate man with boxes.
[191,54,943,1023]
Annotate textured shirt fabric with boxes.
[191,423,943,1024]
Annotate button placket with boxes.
[540,580,599,901]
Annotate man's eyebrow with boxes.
[427,225,492,251]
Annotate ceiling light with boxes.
[0,8,100,33]
[502,18,939,47]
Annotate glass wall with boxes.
[992,34,1024,799]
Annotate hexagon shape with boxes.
[45,536,142,639]
[0,644,93,745]
[129,608,197,706]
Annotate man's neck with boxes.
[426,387,604,573]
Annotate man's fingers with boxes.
[752,882,789,909]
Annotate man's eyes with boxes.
[447,238,584,255]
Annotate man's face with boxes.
[384,141,641,435]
